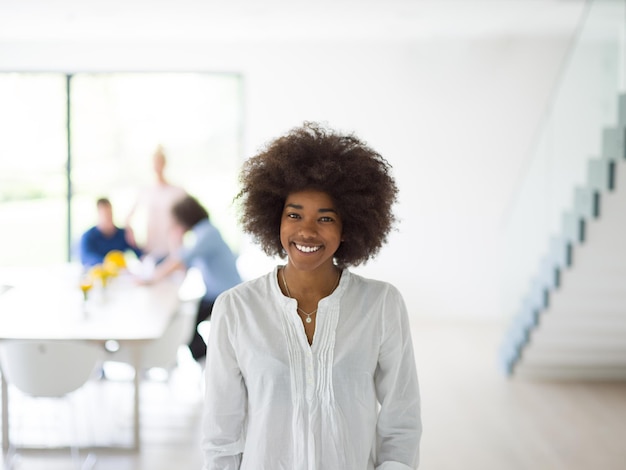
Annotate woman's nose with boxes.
[298,219,317,237]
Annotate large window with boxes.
[0,72,244,267]
[0,74,68,266]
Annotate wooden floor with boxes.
[414,318,626,470]
[3,318,626,469]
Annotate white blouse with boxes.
[202,267,421,470]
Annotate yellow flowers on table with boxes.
[79,275,94,301]
[102,260,119,280]
[103,250,127,270]
[89,264,114,289]
[88,264,107,288]
[99,250,128,286]
[80,251,128,300]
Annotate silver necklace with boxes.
[281,268,341,324]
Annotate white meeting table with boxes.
[0,264,190,453]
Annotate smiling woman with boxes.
[0,72,244,267]
[202,122,421,470]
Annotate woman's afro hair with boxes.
[235,122,398,267]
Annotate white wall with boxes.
[0,33,575,319]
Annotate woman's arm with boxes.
[374,287,422,469]
[202,294,247,470]
[134,256,184,285]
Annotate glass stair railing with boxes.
[499,0,626,377]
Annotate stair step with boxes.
[537,254,559,290]
[548,236,571,271]
[561,211,584,244]
[574,186,599,219]
[601,127,625,160]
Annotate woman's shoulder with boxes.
[344,271,408,324]
[212,271,277,327]
[216,270,275,302]
[345,269,401,296]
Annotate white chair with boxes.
[197,320,211,346]
[105,297,200,376]
[0,340,103,469]
[105,267,205,378]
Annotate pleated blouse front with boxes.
[202,267,421,470]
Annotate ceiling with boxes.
[0,0,588,42]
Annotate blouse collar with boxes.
[271,265,348,307]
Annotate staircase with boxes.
[500,94,626,380]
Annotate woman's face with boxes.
[280,190,343,273]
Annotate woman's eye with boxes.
[319,216,334,222]
[286,213,300,219]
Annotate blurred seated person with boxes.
[80,197,143,267]
[139,195,242,361]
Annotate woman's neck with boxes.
[281,264,341,298]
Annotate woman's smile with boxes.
[293,242,322,254]
[280,190,343,273]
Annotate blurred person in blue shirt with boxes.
[79,197,143,267]
[139,194,242,360]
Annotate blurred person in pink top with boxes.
[125,145,187,263]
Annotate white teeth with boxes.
[295,243,321,253]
